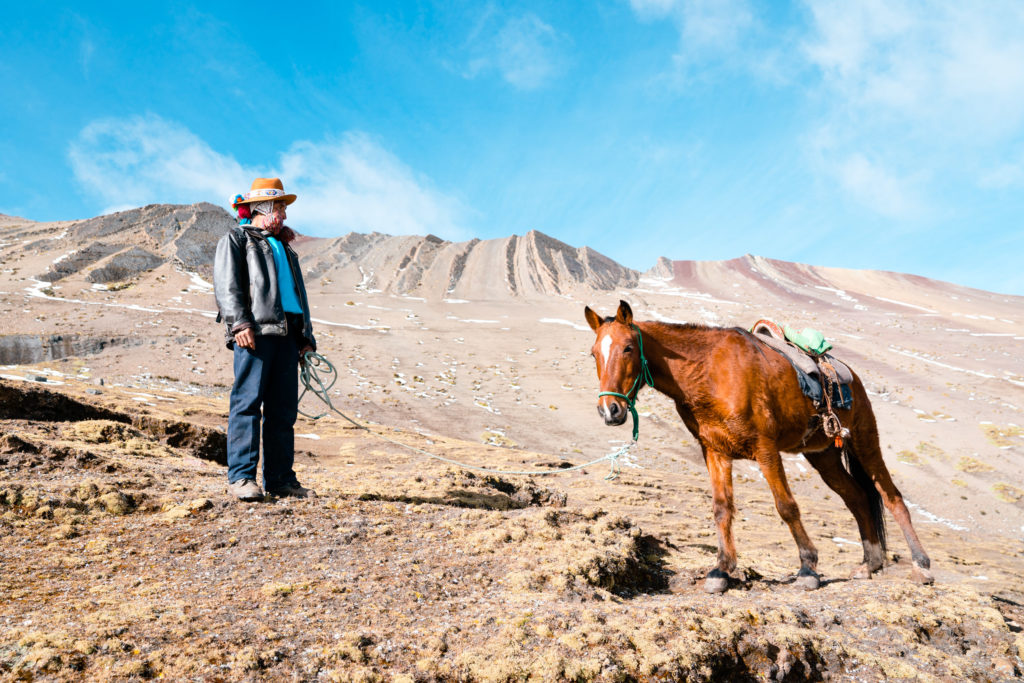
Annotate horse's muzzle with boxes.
[598,399,628,426]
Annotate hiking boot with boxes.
[266,483,317,499]
[229,479,264,501]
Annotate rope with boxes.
[298,351,629,480]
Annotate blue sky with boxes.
[3,1,1024,295]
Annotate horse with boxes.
[584,300,933,593]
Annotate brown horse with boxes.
[584,300,933,593]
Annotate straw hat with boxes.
[232,178,297,207]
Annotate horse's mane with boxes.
[601,316,713,333]
[641,320,715,333]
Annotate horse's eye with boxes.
[624,345,633,353]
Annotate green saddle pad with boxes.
[783,326,833,356]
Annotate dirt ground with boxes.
[1,378,1022,681]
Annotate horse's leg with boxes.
[755,441,820,590]
[703,450,737,594]
[852,432,934,584]
[804,447,885,578]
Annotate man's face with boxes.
[265,201,287,230]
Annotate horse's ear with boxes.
[616,300,633,326]
[584,306,602,332]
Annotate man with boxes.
[214,177,316,501]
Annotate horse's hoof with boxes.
[849,564,872,580]
[795,569,820,590]
[910,564,934,585]
[703,577,729,594]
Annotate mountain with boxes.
[28,203,229,283]
[640,253,1019,321]
[14,204,637,297]
[297,229,638,298]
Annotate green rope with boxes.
[298,351,628,480]
[597,324,653,441]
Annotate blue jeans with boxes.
[227,333,300,490]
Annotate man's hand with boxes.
[234,328,256,350]
[299,345,314,365]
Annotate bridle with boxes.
[597,324,654,441]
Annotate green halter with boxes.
[597,324,654,441]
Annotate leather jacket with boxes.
[213,225,316,351]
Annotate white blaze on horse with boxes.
[585,300,933,593]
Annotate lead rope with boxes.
[298,352,627,480]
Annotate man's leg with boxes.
[262,334,300,491]
[227,337,272,485]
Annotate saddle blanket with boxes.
[748,328,854,411]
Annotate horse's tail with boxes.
[843,446,887,552]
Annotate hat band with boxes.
[244,188,287,200]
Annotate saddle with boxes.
[749,319,853,447]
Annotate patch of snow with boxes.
[906,501,968,531]
[52,249,77,265]
[831,537,861,547]
[0,374,65,385]
[815,286,858,303]
[186,271,213,290]
[539,318,589,332]
[871,296,937,313]
[645,310,689,324]
[25,279,162,312]
[889,346,996,380]
[310,317,390,333]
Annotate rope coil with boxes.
[298,351,629,480]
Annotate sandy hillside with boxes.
[0,205,1022,680]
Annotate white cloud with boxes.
[628,0,776,87]
[68,115,468,239]
[462,12,567,90]
[804,0,1024,139]
[629,0,677,17]
[834,153,924,219]
[803,1,1024,217]
[69,115,249,213]
[978,160,1024,189]
[279,133,469,238]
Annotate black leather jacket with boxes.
[213,225,316,351]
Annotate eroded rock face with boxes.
[299,229,639,298]
[0,335,143,365]
[86,247,163,283]
[0,381,128,422]
[0,380,225,463]
[35,202,234,283]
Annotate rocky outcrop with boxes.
[36,203,234,282]
[87,247,163,283]
[644,256,674,280]
[0,334,144,365]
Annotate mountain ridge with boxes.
[5,203,1020,303]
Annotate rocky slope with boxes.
[9,204,637,298]
[298,229,638,299]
